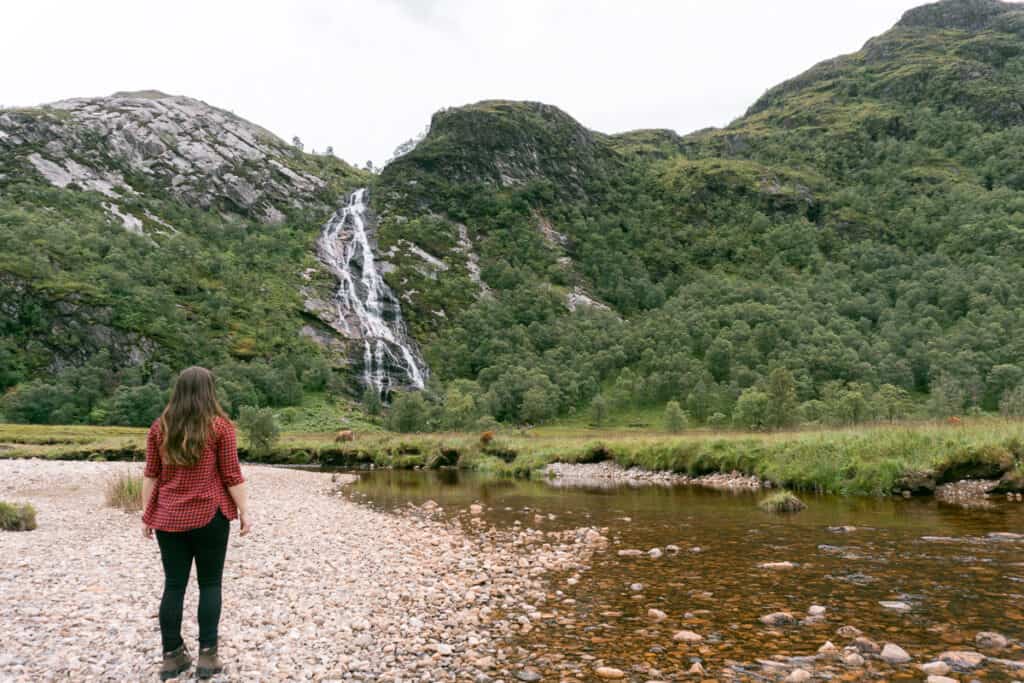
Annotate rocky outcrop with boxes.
[0,90,351,223]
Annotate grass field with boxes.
[2,419,1022,496]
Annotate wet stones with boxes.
[594,665,626,678]
[784,668,811,682]
[672,630,704,644]
[759,561,796,570]
[878,600,912,612]
[760,612,798,627]
[938,650,986,670]
[836,625,863,638]
[647,608,667,621]
[880,643,912,664]
[808,605,827,617]
[976,631,1009,650]
[852,637,881,654]
[921,661,951,676]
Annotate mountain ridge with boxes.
[4,0,1024,429]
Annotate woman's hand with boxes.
[142,520,154,539]
[239,510,253,536]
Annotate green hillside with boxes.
[373,0,1024,427]
[4,0,1024,431]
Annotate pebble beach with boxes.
[0,460,605,682]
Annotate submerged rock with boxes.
[672,630,703,643]
[976,631,1008,650]
[879,600,911,612]
[921,661,951,675]
[760,612,797,627]
[881,643,912,664]
[938,650,986,670]
[594,666,625,679]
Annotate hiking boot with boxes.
[196,646,224,679]
[159,643,191,680]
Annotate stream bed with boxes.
[343,468,1024,681]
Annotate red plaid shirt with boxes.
[142,416,245,532]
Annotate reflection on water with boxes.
[345,469,1024,679]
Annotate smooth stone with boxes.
[881,643,912,664]
[976,631,1009,650]
[469,504,483,515]
[808,605,827,617]
[647,608,667,621]
[647,547,663,558]
[672,630,704,643]
[818,641,840,656]
[921,661,951,675]
[837,625,863,638]
[514,671,542,682]
[926,677,957,683]
[595,666,626,679]
[843,652,865,667]
[879,600,912,612]
[853,637,881,654]
[785,669,812,682]
[687,662,705,675]
[618,549,644,557]
[760,561,796,570]
[760,612,797,626]
[939,650,986,670]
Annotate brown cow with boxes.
[947,416,962,426]
[479,431,495,446]
[335,430,355,443]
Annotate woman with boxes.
[141,366,253,680]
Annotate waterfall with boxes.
[316,188,427,395]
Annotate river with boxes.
[343,468,1024,680]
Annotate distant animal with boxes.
[479,431,495,446]
[947,416,962,426]
[335,430,355,443]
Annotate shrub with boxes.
[758,491,807,514]
[0,501,38,531]
[105,472,143,511]
[664,400,687,433]
[238,406,280,456]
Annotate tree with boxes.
[387,392,428,433]
[734,389,770,430]
[362,386,383,416]
[521,386,557,424]
[325,146,334,156]
[664,400,687,433]
[102,383,166,427]
[929,374,965,418]
[291,136,304,151]
[706,338,733,383]
[590,395,608,427]
[237,406,279,457]
[1000,384,1024,417]
[440,382,477,429]
[764,368,797,429]
[875,383,911,422]
[686,379,712,422]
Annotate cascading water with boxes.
[316,188,427,395]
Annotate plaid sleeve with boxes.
[144,423,162,478]
[216,420,245,487]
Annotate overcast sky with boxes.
[5,0,939,166]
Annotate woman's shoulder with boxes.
[148,418,163,437]
[213,415,235,435]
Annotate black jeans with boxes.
[155,509,230,652]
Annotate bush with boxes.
[105,472,143,511]
[386,392,429,433]
[238,406,280,456]
[758,491,807,514]
[0,501,38,531]
[664,400,687,433]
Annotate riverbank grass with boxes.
[0,501,38,531]
[105,472,143,511]
[758,491,807,513]
[3,418,1024,496]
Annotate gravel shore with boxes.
[0,460,605,682]
[543,460,763,490]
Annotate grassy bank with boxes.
[2,420,1023,496]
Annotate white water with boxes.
[317,188,427,394]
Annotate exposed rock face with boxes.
[0,90,332,223]
[896,0,1019,31]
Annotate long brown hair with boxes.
[159,366,228,466]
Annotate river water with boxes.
[345,469,1024,680]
